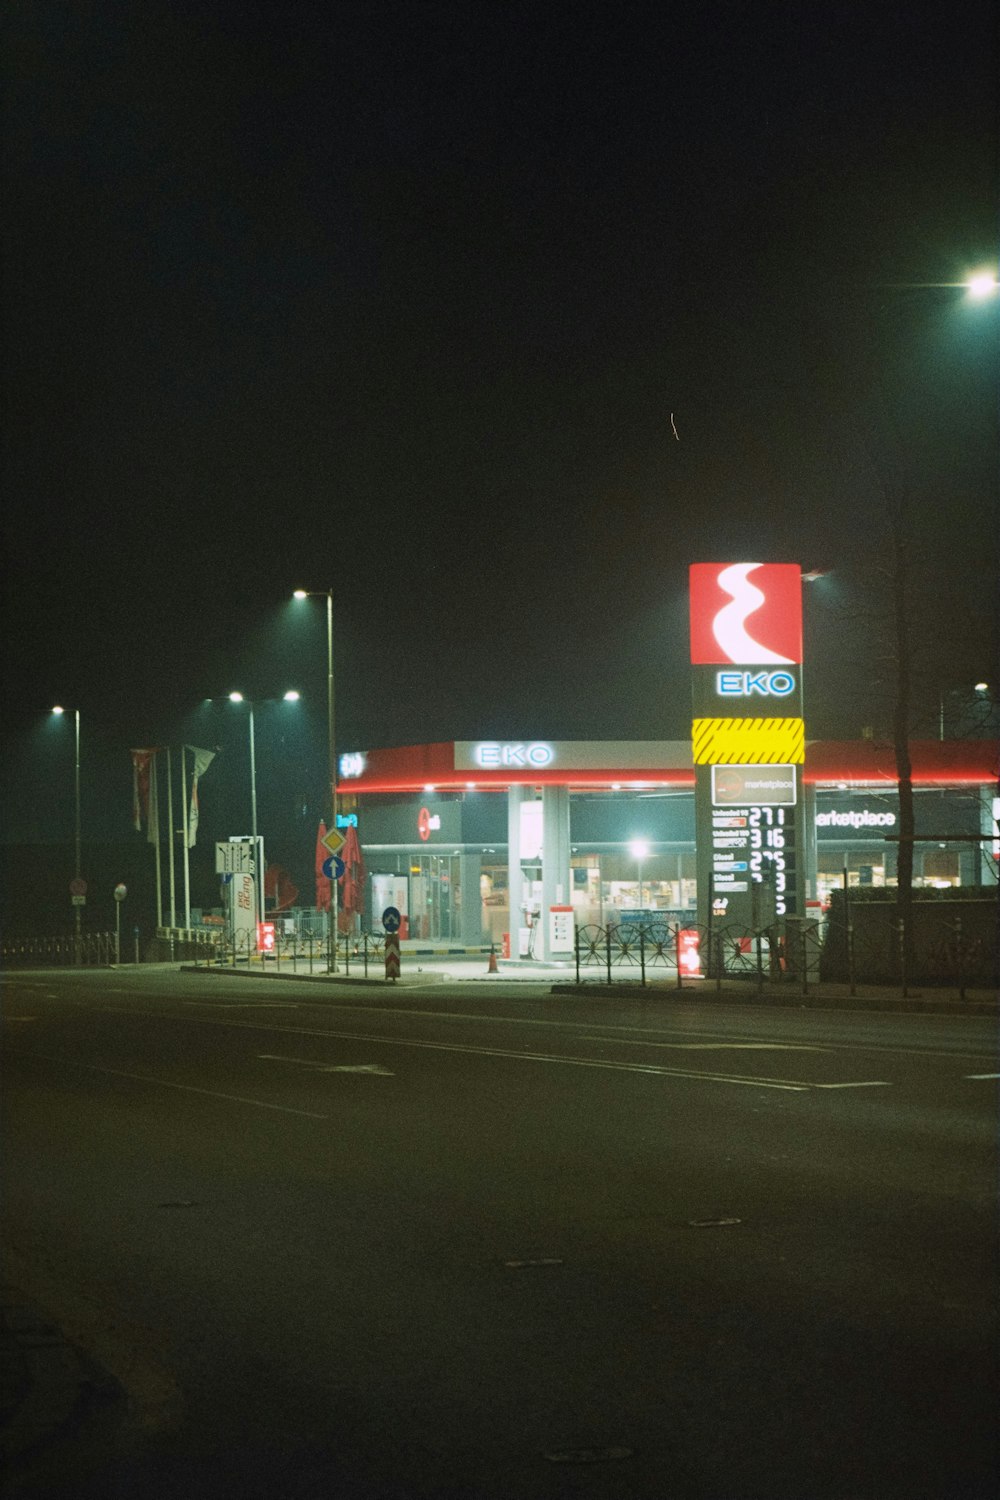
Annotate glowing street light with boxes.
[629,838,651,909]
[966,271,998,301]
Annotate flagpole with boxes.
[167,747,177,928]
[182,745,191,930]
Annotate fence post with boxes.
[639,926,646,988]
[675,923,683,991]
[801,921,809,996]
[605,923,612,986]
[575,925,580,984]
[715,932,723,993]
[955,916,965,1001]
[898,917,908,999]
[755,929,764,993]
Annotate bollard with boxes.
[605,923,613,986]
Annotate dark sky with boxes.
[2,0,998,844]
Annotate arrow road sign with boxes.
[381,906,401,934]
[322,855,346,881]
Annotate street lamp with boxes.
[965,271,998,301]
[629,839,650,910]
[225,691,300,925]
[293,588,338,969]
[938,681,992,740]
[52,706,81,949]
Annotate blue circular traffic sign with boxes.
[382,905,401,933]
[322,855,346,880]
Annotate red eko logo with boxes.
[689,562,802,665]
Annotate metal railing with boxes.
[1,932,117,967]
[573,913,995,998]
[193,929,387,977]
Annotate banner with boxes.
[186,746,217,848]
[131,749,159,836]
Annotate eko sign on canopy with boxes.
[690,563,806,950]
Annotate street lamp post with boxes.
[52,706,81,952]
[226,691,300,928]
[294,589,338,971]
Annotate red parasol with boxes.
[339,823,366,918]
[314,821,331,912]
[264,864,299,912]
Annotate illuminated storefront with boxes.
[337,738,997,954]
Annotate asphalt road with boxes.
[3,967,997,1499]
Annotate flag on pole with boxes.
[131,749,158,833]
[185,747,217,848]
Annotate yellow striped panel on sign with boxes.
[692,717,805,765]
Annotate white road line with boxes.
[258,1054,393,1075]
[6,1051,329,1118]
[240,1000,994,1063]
[965,1073,1000,1080]
[810,1081,892,1089]
[184,1002,300,1009]
[97,1009,892,1091]
[582,1036,825,1052]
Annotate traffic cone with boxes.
[487,944,499,974]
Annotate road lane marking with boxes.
[965,1073,1000,1079]
[258,1054,393,1075]
[28,988,997,1065]
[99,1011,900,1091]
[201,999,996,1064]
[581,1036,825,1052]
[810,1081,892,1089]
[5,1050,329,1118]
[184,1002,300,1009]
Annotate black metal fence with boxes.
[192,929,387,977]
[1,932,117,967]
[574,920,817,992]
[573,912,995,998]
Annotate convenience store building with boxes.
[336,738,998,958]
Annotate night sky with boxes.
[3,1,997,853]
